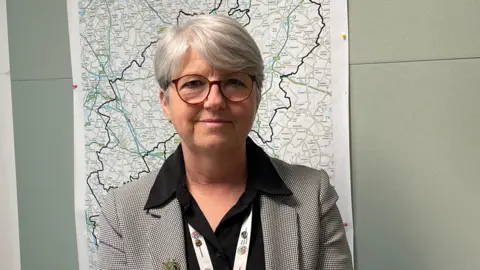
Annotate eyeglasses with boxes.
[171,72,255,105]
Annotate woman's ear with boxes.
[159,89,170,120]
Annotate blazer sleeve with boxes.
[97,190,127,270]
[317,170,354,270]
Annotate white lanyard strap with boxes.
[188,206,253,270]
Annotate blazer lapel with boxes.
[260,194,299,270]
[147,199,187,270]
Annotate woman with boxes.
[97,15,353,270]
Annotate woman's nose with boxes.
[203,84,226,109]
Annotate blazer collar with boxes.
[146,200,187,270]
[260,194,300,270]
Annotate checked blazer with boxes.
[96,157,353,270]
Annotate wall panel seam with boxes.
[350,56,480,66]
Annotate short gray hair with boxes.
[154,15,264,105]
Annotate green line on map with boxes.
[158,25,168,33]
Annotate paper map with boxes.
[67,0,352,268]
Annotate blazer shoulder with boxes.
[270,157,332,198]
[104,168,159,210]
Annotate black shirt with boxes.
[144,137,292,270]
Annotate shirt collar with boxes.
[144,137,292,210]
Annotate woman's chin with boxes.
[195,134,238,151]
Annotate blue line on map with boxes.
[99,103,150,154]
[127,121,149,154]
[86,70,111,79]
[150,152,165,159]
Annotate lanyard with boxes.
[188,206,253,270]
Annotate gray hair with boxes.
[154,15,264,105]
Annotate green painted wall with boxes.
[7,0,480,269]
[6,0,78,269]
[349,0,480,269]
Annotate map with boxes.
[68,0,352,268]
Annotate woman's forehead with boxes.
[175,48,231,78]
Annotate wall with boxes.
[6,0,480,269]
[6,0,78,269]
[349,0,480,269]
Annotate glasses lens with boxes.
[221,72,254,102]
[176,75,209,103]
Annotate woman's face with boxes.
[160,48,258,152]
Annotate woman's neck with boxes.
[182,143,248,186]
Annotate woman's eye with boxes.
[183,80,205,88]
[225,79,245,86]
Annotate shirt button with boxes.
[216,251,222,257]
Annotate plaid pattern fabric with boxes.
[97,158,353,270]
